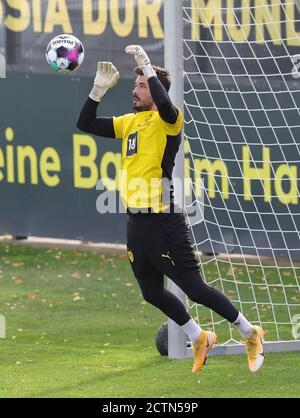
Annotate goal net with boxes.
[181,0,300,353]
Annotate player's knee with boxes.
[185,280,210,303]
[141,288,163,307]
[142,292,153,305]
[141,288,155,304]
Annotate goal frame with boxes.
[164,0,300,359]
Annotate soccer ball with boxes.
[46,34,84,74]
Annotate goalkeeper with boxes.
[77,45,265,374]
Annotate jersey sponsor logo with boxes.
[126,132,138,156]
[136,114,154,129]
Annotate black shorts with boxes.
[126,209,200,282]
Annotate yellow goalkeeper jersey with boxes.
[113,109,183,212]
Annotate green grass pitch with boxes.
[0,243,299,398]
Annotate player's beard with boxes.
[133,96,154,112]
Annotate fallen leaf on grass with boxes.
[118,253,128,260]
[75,252,84,257]
[69,260,79,265]
[226,290,235,296]
[71,272,81,279]
[41,299,63,306]
[11,276,24,285]
[72,292,81,302]
[12,262,24,268]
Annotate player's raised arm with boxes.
[125,45,178,124]
[89,61,119,102]
[76,62,119,138]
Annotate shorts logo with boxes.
[161,251,175,266]
[128,250,134,263]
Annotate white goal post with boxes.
[165,0,300,359]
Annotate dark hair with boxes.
[134,65,171,92]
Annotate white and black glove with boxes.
[89,62,119,102]
[125,45,157,80]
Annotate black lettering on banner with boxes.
[126,132,138,156]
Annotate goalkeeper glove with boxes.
[125,45,157,80]
[89,62,119,102]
